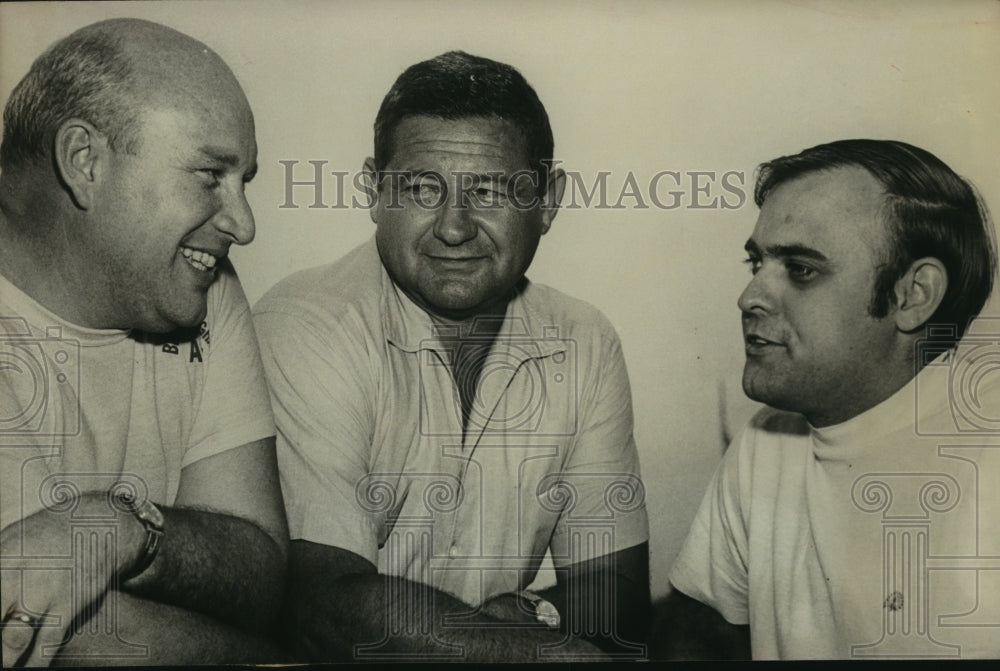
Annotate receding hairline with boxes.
[67,18,210,61]
[75,18,248,109]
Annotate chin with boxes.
[426,293,484,316]
[743,377,784,409]
[177,304,209,329]
[143,303,208,334]
[741,371,762,402]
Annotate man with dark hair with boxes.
[0,19,288,666]
[655,139,1000,659]
[371,51,555,200]
[254,51,650,662]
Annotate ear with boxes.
[538,166,566,235]
[54,119,107,210]
[892,257,948,332]
[362,157,380,224]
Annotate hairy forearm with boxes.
[123,506,286,633]
[52,591,289,666]
[290,574,601,663]
[2,490,286,666]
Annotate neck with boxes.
[0,176,108,328]
[430,300,509,340]
[430,304,508,434]
[805,352,918,428]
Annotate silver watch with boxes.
[516,590,561,629]
[117,494,164,579]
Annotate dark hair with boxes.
[373,51,554,194]
[754,139,997,345]
[1,26,140,170]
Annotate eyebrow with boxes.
[197,147,258,181]
[744,239,830,263]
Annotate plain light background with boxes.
[2,0,998,600]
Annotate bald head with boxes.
[112,19,251,127]
[0,18,250,171]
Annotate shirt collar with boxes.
[810,349,954,450]
[380,268,567,361]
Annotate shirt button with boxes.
[449,544,459,558]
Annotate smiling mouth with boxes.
[181,246,219,272]
[428,255,486,263]
[745,334,784,349]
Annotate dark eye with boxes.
[407,181,438,196]
[471,186,507,207]
[786,262,816,281]
[198,169,222,187]
[403,179,445,207]
[743,256,761,275]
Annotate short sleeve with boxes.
[548,327,649,566]
[668,428,751,625]
[253,305,380,564]
[182,264,275,467]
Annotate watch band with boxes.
[516,590,561,629]
[116,494,164,580]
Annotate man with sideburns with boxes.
[656,139,1000,659]
[0,19,288,666]
[254,51,649,662]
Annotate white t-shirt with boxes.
[670,345,1000,659]
[0,263,275,532]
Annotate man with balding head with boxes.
[0,19,287,666]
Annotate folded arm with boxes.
[1,438,289,666]
[284,540,609,663]
[124,436,289,629]
[524,541,649,655]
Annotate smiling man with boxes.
[0,19,287,666]
[655,140,1000,659]
[253,51,649,662]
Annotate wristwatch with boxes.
[516,590,561,629]
[116,494,165,580]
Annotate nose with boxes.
[214,186,256,246]
[433,196,478,246]
[737,267,775,315]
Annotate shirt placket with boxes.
[417,344,477,592]
[442,340,540,589]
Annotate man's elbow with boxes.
[648,589,750,660]
[267,524,290,572]
[233,520,289,631]
[259,530,290,612]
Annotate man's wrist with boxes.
[113,492,165,582]
[480,592,537,624]
[515,590,561,630]
[479,591,562,629]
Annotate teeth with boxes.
[181,247,218,271]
